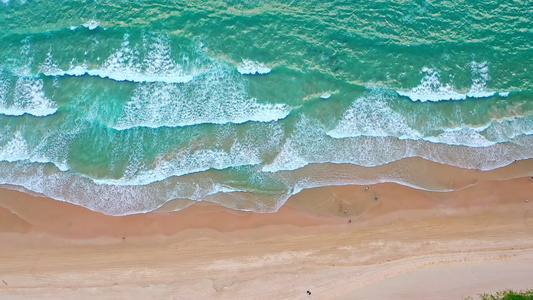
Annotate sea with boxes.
[0,0,531,215]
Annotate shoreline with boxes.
[2,156,532,217]
[1,162,532,299]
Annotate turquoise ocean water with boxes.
[0,0,531,215]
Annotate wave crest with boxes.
[237,59,271,75]
[111,67,291,130]
[397,62,498,102]
[0,75,57,117]
[41,33,195,83]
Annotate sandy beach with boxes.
[1,158,532,299]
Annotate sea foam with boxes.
[42,33,195,84]
[104,146,263,186]
[0,121,74,171]
[43,66,195,83]
[327,93,421,140]
[396,67,466,101]
[112,67,291,130]
[237,59,271,75]
[265,122,532,174]
[326,92,531,147]
[82,20,100,30]
[424,128,495,147]
[0,77,57,117]
[1,130,531,216]
[465,61,496,98]
[82,121,284,186]
[320,93,332,99]
[397,63,499,101]
[0,132,30,162]
[0,42,58,117]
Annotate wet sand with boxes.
[0,158,532,299]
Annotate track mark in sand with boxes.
[203,250,315,271]
[30,256,48,281]
[326,248,533,296]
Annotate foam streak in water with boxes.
[0,132,30,162]
[264,112,533,173]
[327,92,532,147]
[327,93,421,140]
[0,76,57,117]
[237,59,271,75]
[112,67,291,129]
[42,33,195,83]
[82,20,100,30]
[396,67,465,101]
[397,62,498,102]
[466,61,496,98]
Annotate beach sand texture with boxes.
[1,160,532,299]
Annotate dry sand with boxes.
[0,158,532,299]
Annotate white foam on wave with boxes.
[0,77,57,117]
[0,160,222,215]
[264,114,433,173]
[396,67,465,102]
[44,65,194,83]
[0,144,274,214]
[0,72,9,107]
[263,116,326,173]
[82,20,100,30]
[39,49,62,74]
[42,33,195,84]
[264,114,533,174]
[327,93,421,140]
[499,91,510,97]
[320,93,332,99]
[237,59,271,75]
[0,124,530,216]
[397,62,500,101]
[109,146,262,186]
[424,128,494,147]
[0,122,73,171]
[0,41,58,117]
[483,114,533,143]
[419,107,533,148]
[112,67,291,130]
[98,121,284,186]
[466,61,496,98]
[0,132,30,162]
[14,38,33,77]
[325,92,530,147]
